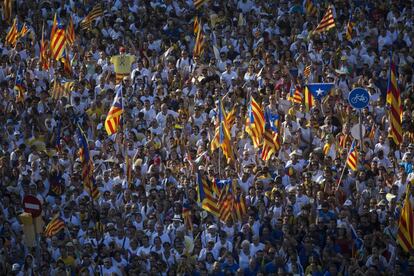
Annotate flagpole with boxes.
[336,139,356,191]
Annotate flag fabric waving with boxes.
[104,85,124,135]
[234,194,247,222]
[314,5,335,33]
[261,110,281,161]
[289,84,302,104]
[304,0,317,16]
[44,215,65,237]
[80,4,104,30]
[245,97,265,148]
[303,65,311,78]
[345,14,355,41]
[50,19,66,60]
[194,0,208,9]
[5,18,18,46]
[306,83,334,101]
[304,86,315,111]
[60,50,72,77]
[51,80,74,100]
[193,25,205,57]
[210,100,234,162]
[197,172,219,217]
[387,54,403,145]
[346,140,358,171]
[66,16,75,45]
[218,184,233,222]
[194,16,200,35]
[397,183,414,252]
[18,22,29,40]
[77,125,100,200]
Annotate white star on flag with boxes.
[316,88,324,96]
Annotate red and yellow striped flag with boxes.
[44,215,65,237]
[51,80,74,100]
[304,0,317,16]
[194,0,208,9]
[5,18,18,46]
[387,55,403,145]
[50,20,66,60]
[314,6,335,33]
[346,141,358,171]
[345,14,355,41]
[194,16,200,35]
[193,26,205,57]
[60,48,72,77]
[234,194,247,222]
[245,97,265,148]
[210,100,234,162]
[40,24,49,70]
[304,86,315,111]
[80,4,104,30]
[303,65,311,78]
[18,22,29,39]
[66,16,75,45]
[50,13,57,41]
[397,182,414,252]
[105,85,124,135]
[218,185,234,223]
[197,172,220,217]
[290,85,302,104]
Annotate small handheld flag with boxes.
[104,85,124,135]
[314,6,335,33]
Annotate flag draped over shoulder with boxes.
[77,125,99,200]
[104,85,124,135]
[197,172,219,217]
[245,97,265,148]
[387,54,403,145]
[44,215,65,237]
[314,5,335,33]
[397,183,414,252]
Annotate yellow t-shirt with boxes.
[110,54,135,74]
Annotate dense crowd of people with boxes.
[0,0,414,275]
